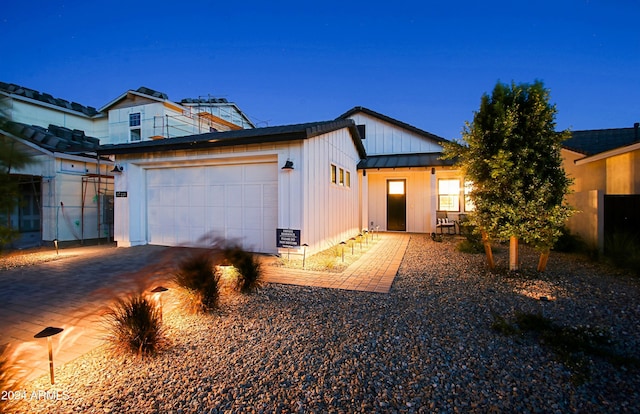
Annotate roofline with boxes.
[574,141,640,166]
[1,90,105,119]
[99,89,177,112]
[337,106,449,143]
[182,101,256,128]
[357,152,456,169]
[98,119,367,158]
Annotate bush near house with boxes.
[605,232,640,276]
[102,294,166,358]
[173,252,222,312]
[223,245,262,294]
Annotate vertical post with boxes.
[47,337,55,385]
[482,231,495,270]
[509,236,519,271]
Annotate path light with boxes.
[53,239,59,255]
[340,241,346,262]
[34,326,63,385]
[376,225,380,239]
[363,229,369,245]
[358,233,363,251]
[151,286,169,321]
[302,244,308,268]
[349,237,356,255]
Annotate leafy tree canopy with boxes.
[444,80,574,250]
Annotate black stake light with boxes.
[34,327,64,385]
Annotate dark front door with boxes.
[387,180,406,231]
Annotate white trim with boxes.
[574,141,640,165]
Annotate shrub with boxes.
[173,252,221,312]
[457,239,485,254]
[224,245,262,294]
[103,294,165,358]
[605,232,640,275]
[553,227,586,253]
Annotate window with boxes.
[438,179,460,211]
[339,168,344,186]
[331,164,337,184]
[357,124,366,139]
[129,112,141,127]
[130,129,141,141]
[346,171,351,187]
[464,180,475,211]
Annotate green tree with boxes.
[444,80,573,271]
[0,102,35,250]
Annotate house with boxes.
[0,82,254,249]
[97,120,365,254]
[562,123,640,251]
[338,107,461,234]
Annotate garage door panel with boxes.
[146,162,277,252]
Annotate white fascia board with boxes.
[53,152,107,164]
[574,141,640,165]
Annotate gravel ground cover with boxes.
[6,235,640,413]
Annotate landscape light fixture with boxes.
[349,237,356,255]
[281,160,294,170]
[53,238,59,255]
[340,241,346,262]
[34,326,64,385]
[151,286,169,321]
[302,243,308,268]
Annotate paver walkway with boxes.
[0,233,410,380]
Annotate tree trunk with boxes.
[537,249,550,272]
[509,236,519,271]
[482,231,495,270]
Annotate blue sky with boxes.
[1,0,638,139]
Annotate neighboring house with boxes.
[97,120,365,254]
[338,107,461,234]
[562,123,640,251]
[0,82,254,249]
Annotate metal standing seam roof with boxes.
[357,153,454,169]
[97,119,366,158]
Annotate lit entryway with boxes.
[146,162,278,252]
[387,179,406,231]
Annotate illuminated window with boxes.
[339,168,344,185]
[389,180,405,195]
[438,179,460,211]
[346,171,351,187]
[331,164,337,184]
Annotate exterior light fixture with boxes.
[53,239,59,255]
[151,286,169,321]
[281,160,294,170]
[34,326,64,385]
[302,243,308,268]
[110,165,123,173]
[340,241,346,262]
[349,237,356,255]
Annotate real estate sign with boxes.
[277,228,300,248]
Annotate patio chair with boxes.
[436,211,456,234]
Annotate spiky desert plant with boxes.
[0,344,25,414]
[173,252,221,312]
[223,245,262,294]
[103,294,166,358]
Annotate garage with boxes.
[146,162,278,252]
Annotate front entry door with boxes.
[387,180,406,231]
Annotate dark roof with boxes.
[1,121,100,153]
[98,119,366,158]
[180,97,229,104]
[563,124,639,156]
[0,82,100,117]
[135,86,168,100]
[337,106,448,143]
[358,153,454,169]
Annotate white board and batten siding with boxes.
[347,112,442,156]
[300,128,361,252]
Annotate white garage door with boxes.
[146,162,278,253]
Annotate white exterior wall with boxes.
[301,129,361,253]
[5,98,107,141]
[347,113,443,156]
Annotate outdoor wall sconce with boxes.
[151,286,169,321]
[281,160,294,170]
[34,326,64,385]
[302,243,308,268]
[110,164,124,173]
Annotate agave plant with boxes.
[103,294,166,358]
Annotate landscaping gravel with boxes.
[7,236,640,413]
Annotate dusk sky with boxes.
[1,0,638,140]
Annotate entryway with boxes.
[387,179,406,231]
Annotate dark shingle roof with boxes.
[98,119,366,158]
[1,121,100,153]
[0,82,100,117]
[563,125,639,156]
[337,106,448,143]
[135,86,168,100]
[358,153,454,169]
